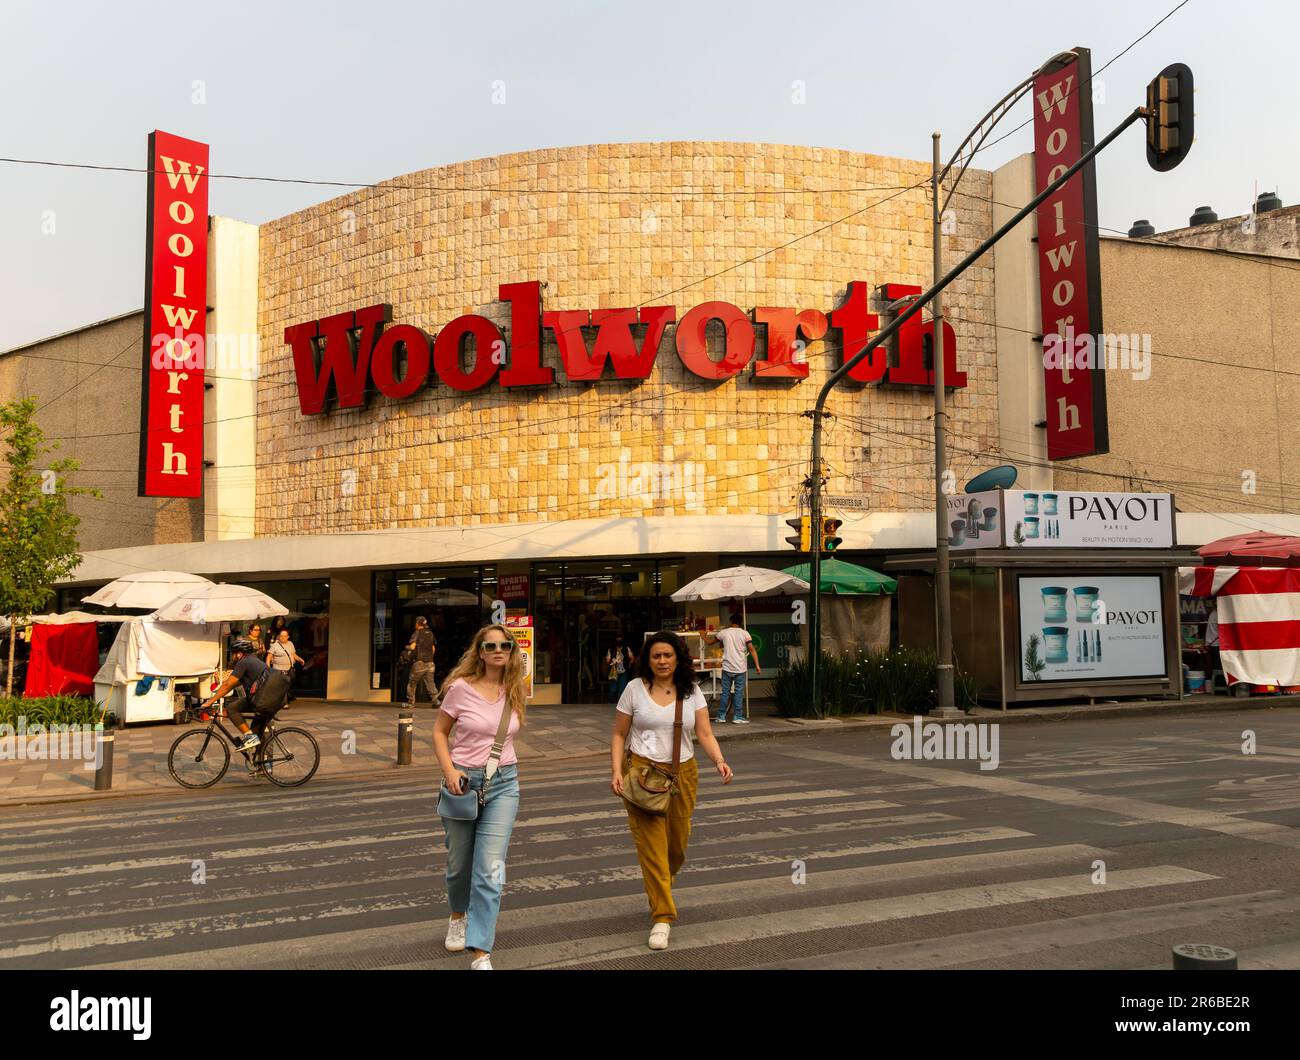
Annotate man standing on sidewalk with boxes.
[406,616,439,706]
[706,613,761,724]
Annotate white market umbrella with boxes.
[152,583,288,625]
[83,570,214,609]
[671,564,810,713]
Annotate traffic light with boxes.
[820,516,843,553]
[785,516,811,551]
[1146,63,1193,172]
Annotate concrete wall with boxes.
[991,154,1052,491]
[254,142,1000,540]
[325,568,385,702]
[1151,203,1300,259]
[204,217,259,540]
[1056,237,1300,532]
[0,311,203,552]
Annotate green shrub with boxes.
[774,647,980,718]
[0,695,109,727]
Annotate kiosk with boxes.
[887,490,1196,710]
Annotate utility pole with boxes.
[931,131,960,719]
[806,443,824,718]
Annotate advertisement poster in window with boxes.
[1018,575,1165,683]
[506,617,534,699]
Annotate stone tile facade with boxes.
[255,143,998,535]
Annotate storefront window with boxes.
[240,579,331,698]
[372,566,495,701]
[531,558,684,703]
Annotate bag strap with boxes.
[669,695,683,776]
[482,688,514,789]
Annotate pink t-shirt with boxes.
[439,677,520,767]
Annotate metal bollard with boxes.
[397,712,413,766]
[94,725,114,791]
[1172,943,1238,970]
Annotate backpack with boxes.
[252,667,292,711]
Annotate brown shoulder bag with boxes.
[619,693,682,816]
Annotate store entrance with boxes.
[533,558,687,704]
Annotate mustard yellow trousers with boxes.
[623,751,700,923]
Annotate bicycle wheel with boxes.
[168,728,231,789]
[255,726,320,788]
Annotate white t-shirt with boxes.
[617,679,708,762]
[712,627,753,673]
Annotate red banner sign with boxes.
[138,130,209,497]
[1032,48,1108,460]
[285,280,967,413]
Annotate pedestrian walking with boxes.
[433,624,527,970]
[705,612,761,723]
[604,636,634,704]
[266,628,303,706]
[611,630,733,950]
[406,616,439,706]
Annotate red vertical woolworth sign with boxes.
[138,131,209,497]
[1032,48,1108,460]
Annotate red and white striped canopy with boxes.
[1184,566,1300,687]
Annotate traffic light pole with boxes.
[931,131,959,720]
[806,105,1146,718]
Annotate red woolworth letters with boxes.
[284,280,968,415]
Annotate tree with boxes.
[0,398,98,694]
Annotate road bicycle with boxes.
[167,702,320,789]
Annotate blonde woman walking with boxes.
[611,630,733,950]
[433,625,527,970]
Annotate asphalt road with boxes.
[3,707,1299,970]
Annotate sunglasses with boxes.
[480,640,515,653]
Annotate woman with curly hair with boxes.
[611,630,733,951]
[433,624,528,970]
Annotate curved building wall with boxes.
[254,142,997,537]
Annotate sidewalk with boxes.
[1,692,1296,808]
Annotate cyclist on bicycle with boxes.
[200,639,289,753]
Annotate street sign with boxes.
[825,496,870,511]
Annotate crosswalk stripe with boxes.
[75,842,1109,970]
[778,746,1300,852]
[3,770,799,845]
[1,825,1033,959]
[404,866,1220,969]
[755,890,1297,969]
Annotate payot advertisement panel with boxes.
[1018,575,1166,682]
[945,489,1003,550]
[1003,491,1173,548]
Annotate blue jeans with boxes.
[717,670,747,720]
[610,670,631,704]
[443,762,519,953]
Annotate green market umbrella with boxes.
[780,558,897,595]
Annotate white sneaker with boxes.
[445,915,467,952]
[648,923,671,950]
[470,953,493,970]
[732,717,751,725]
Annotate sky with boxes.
[2,0,1293,350]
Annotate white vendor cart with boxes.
[94,618,223,725]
